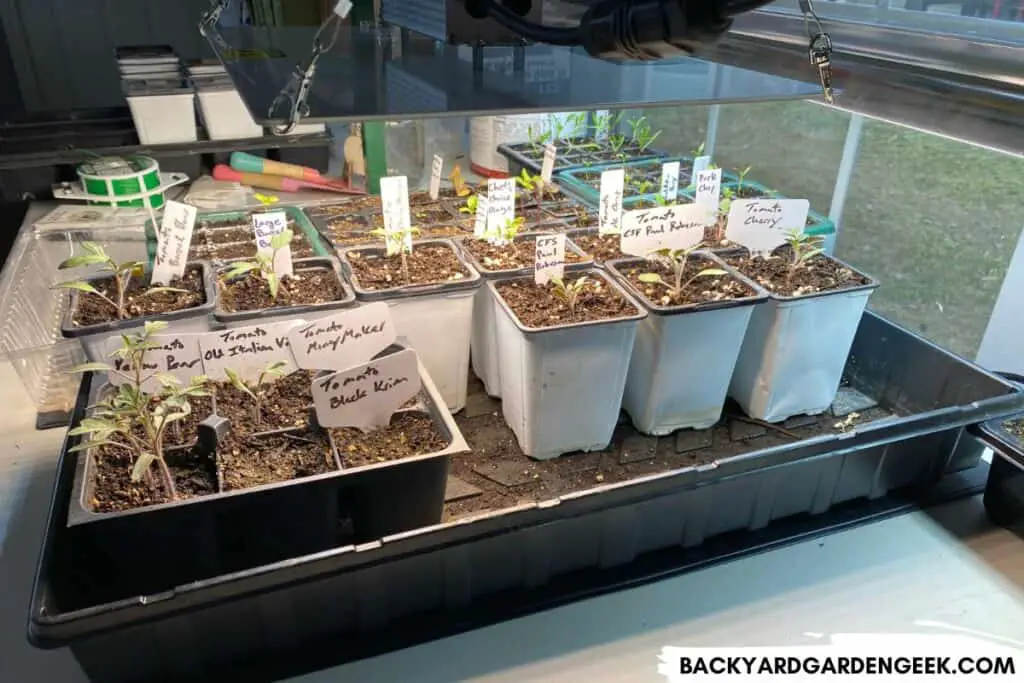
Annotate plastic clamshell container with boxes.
[59,262,216,362]
[338,239,482,412]
[607,253,769,435]
[61,344,467,602]
[457,232,593,398]
[123,76,197,145]
[213,257,356,329]
[192,76,264,141]
[489,268,647,459]
[727,253,879,423]
[28,313,1024,683]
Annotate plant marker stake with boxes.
[540,144,557,184]
[534,233,566,285]
[725,198,810,257]
[311,348,421,432]
[659,162,680,203]
[429,155,443,200]
[485,178,515,245]
[599,168,625,235]
[379,176,412,255]
[620,204,705,257]
[691,155,711,184]
[694,168,722,217]
[152,200,197,285]
[253,210,293,277]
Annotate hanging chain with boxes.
[267,7,344,135]
[799,0,835,104]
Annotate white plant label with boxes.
[659,162,680,203]
[534,233,566,285]
[473,195,489,238]
[485,178,516,242]
[726,198,810,256]
[379,175,413,256]
[288,302,396,372]
[540,144,557,183]
[312,348,421,432]
[694,169,722,213]
[598,168,625,235]
[104,333,203,393]
[253,210,293,278]
[428,155,443,200]
[691,155,711,183]
[198,319,305,384]
[620,204,709,257]
[151,200,197,285]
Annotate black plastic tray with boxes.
[29,313,1024,683]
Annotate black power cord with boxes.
[482,0,778,59]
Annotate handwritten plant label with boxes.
[288,302,396,371]
[485,178,516,242]
[198,319,305,383]
[428,155,443,200]
[540,144,557,183]
[620,204,708,257]
[473,195,489,238]
[659,161,680,203]
[691,155,711,183]
[152,200,197,285]
[104,333,203,392]
[725,198,810,255]
[534,233,566,285]
[312,348,421,431]
[598,168,625,235]
[379,175,413,256]
[694,169,722,213]
[253,210,293,278]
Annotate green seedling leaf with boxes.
[58,253,109,270]
[139,286,189,297]
[269,229,293,250]
[697,268,727,278]
[154,372,181,388]
[225,261,260,280]
[143,320,170,335]
[637,273,663,284]
[54,280,102,295]
[68,362,112,374]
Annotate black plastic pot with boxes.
[338,238,482,300]
[497,140,669,178]
[968,373,1024,535]
[58,344,467,606]
[213,257,356,327]
[29,313,1024,683]
[455,231,593,278]
[60,262,217,362]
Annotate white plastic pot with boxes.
[385,289,477,412]
[728,258,879,423]
[490,269,646,460]
[608,256,769,436]
[339,239,483,413]
[462,234,593,398]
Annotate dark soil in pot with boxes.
[463,235,591,272]
[733,185,773,199]
[323,216,371,233]
[217,427,337,491]
[617,258,757,307]
[331,411,450,468]
[308,197,380,213]
[411,206,456,225]
[218,266,347,312]
[191,241,315,262]
[90,444,218,512]
[569,232,626,263]
[71,265,206,327]
[721,247,870,297]
[345,244,472,290]
[421,224,472,239]
[212,371,315,432]
[495,273,638,327]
